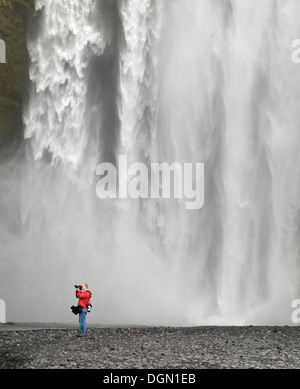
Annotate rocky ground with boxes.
[0,325,300,369]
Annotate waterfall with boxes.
[1,0,300,325]
[24,0,105,184]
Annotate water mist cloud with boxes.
[1,0,300,326]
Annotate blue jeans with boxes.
[79,309,88,334]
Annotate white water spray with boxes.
[1,0,300,325]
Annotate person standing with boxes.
[75,283,92,336]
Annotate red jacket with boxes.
[76,289,92,309]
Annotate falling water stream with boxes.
[1,0,300,325]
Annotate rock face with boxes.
[0,326,300,369]
[0,0,34,149]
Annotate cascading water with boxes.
[1,0,300,325]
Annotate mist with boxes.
[1,0,300,326]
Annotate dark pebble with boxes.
[0,326,300,369]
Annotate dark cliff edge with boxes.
[0,0,35,155]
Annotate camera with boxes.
[75,285,82,290]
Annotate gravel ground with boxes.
[0,325,300,369]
